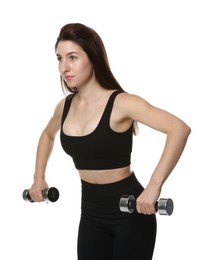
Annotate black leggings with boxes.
[77,173,157,260]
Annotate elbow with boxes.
[178,121,191,139]
[167,120,191,139]
[183,122,191,135]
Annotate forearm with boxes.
[147,123,191,189]
[136,123,190,214]
[33,130,55,181]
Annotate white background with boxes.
[0,0,210,259]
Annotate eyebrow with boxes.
[56,51,78,57]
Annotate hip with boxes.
[80,172,145,220]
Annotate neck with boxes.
[76,83,106,101]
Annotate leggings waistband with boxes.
[81,172,144,206]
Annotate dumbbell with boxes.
[22,187,59,203]
[119,195,174,216]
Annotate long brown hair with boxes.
[55,23,123,94]
[55,23,138,135]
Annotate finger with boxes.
[137,205,156,215]
[29,189,44,202]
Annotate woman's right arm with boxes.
[29,98,65,202]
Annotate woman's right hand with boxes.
[29,179,49,202]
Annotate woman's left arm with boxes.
[119,93,191,214]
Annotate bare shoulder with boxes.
[43,96,67,138]
[53,93,74,119]
[53,96,66,119]
[117,92,148,104]
[115,92,151,115]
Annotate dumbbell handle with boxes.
[22,187,59,203]
[119,195,174,216]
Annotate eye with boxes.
[70,55,77,61]
[57,56,62,62]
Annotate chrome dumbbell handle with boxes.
[22,187,59,203]
[119,195,174,216]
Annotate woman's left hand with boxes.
[136,186,161,215]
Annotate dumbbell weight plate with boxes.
[22,189,34,202]
[43,187,59,202]
[119,195,136,213]
[157,198,174,216]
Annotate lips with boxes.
[64,75,74,81]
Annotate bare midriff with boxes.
[78,166,132,184]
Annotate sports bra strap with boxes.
[99,89,124,126]
[61,94,74,125]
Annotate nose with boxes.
[60,59,71,74]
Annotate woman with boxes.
[29,23,191,260]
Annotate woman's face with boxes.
[56,40,94,89]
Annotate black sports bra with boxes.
[60,90,133,170]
